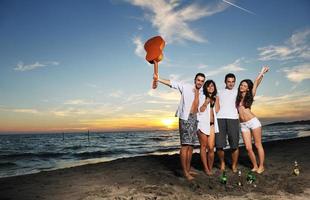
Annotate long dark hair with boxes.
[236,79,254,109]
[203,80,217,101]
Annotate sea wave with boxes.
[0,162,18,168]
[0,152,67,159]
[73,149,133,159]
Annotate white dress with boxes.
[197,96,219,135]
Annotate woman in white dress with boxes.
[197,80,219,175]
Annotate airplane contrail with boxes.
[222,0,256,15]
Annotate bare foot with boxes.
[231,164,238,173]
[251,167,258,172]
[220,162,225,171]
[203,169,212,176]
[190,170,199,176]
[257,167,265,174]
[185,173,194,181]
[207,170,213,176]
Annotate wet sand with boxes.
[0,137,309,200]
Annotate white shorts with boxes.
[240,117,261,132]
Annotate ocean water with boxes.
[0,124,309,178]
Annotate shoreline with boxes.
[1,135,309,179]
[1,137,309,199]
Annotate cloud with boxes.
[85,83,98,88]
[51,108,87,117]
[137,25,143,31]
[146,100,176,104]
[282,63,310,83]
[143,109,174,115]
[275,81,279,86]
[0,100,126,122]
[133,36,145,58]
[14,61,59,72]
[205,58,246,76]
[258,29,310,61]
[168,73,181,81]
[148,89,179,101]
[64,99,95,105]
[128,0,228,43]
[109,90,124,98]
[0,107,40,114]
[197,64,208,69]
[117,109,174,119]
[51,105,123,117]
[253,92,310,119]
[48,99,125,117]
[12,109,39,114]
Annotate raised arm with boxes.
[157,77,171,87]
[153,60,171,87]
[252,66,269,96]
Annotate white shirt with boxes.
[170,81,203,120]
[217,88,238,119]
[197,95,219,135]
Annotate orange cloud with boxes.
[253,93,310,120]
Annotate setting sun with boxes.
[161,118,177,129]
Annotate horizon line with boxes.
[0,119,309,135]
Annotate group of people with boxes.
[153,61,269,181]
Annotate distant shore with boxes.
[1,119,309,135]
[0,137,309,200]
[264,120,310,126]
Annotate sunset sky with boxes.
[0,0,309,133]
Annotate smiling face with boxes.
[195,75,205,89]
[225,77,235,90]
[239,81,249,93]
[207,82,215,94]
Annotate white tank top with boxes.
[217,88,238,119]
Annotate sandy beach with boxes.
[0,136,309,200]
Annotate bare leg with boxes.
[217,149,225,171]
[187,146,196,175]
[207,126,215,173]
[242,131,258,171]
[180,146,193,180]
[198,130,211,175]
[252,127,265,173]
[231,148,239,173]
